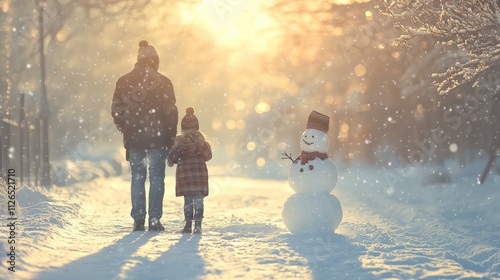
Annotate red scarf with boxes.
[295,151,328,165]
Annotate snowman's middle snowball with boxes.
[289,158,338,193]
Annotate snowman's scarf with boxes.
[295,151,328,165]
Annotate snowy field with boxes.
[1,160,499,280]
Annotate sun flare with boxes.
[178,0,281,53]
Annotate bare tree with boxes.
[380,0,499,94]
[42,0,154,43]
[1,0,158,114]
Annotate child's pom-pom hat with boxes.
[181,107,199,131]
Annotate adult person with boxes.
[111,40,178,231]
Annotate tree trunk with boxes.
[478,95,500,185]
[0,0,12,117]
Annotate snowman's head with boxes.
[300,128,330,153]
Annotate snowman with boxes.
[282,110,343,235]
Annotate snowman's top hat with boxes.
[306,110,329,133]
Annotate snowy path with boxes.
[2,163,499,279]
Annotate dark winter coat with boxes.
[111,65,178,150]
[168,131,212,197]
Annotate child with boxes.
[167,107,212,234]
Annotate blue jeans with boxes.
[184,195,204,221]
[129,148,167,221]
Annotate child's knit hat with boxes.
[181,107,199,131]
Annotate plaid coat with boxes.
[168,131,212,197]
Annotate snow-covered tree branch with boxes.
[380,0,500,94]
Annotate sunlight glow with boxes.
[255,102,271,114]
[354,64,366,77]
[178,0,281,54]
[449,143,458,153]
[226,120,236,129]
[56,31,67,42]
[256,157,266,167]
[365,10,373,20]
[339,123,349,142]
[2,1,9,12]
[334,0,352,4]
[235,100,246,110]
[247,141,256,151]
[417,104,425,113]
[212,119,223,131]
[341,124,350,133]
[334,0,370,4]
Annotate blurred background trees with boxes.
[1,0,498,179]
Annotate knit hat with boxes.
[137,40,158,60]
[306,110,329,133]
[181,107,199,131]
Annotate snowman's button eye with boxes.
[300,168,304,172]
[312,135,315,138]
[309,165,314,170]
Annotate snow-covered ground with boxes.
[1,159,499,280]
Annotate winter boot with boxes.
[193,220,202,234]
[149,218,165,231]
[133,219,145,231]
[181,221,192,233]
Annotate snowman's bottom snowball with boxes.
[282,193,342,234]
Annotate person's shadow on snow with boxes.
[286,232,376,280]
[34,232,155,280]
[126,233,204,280]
